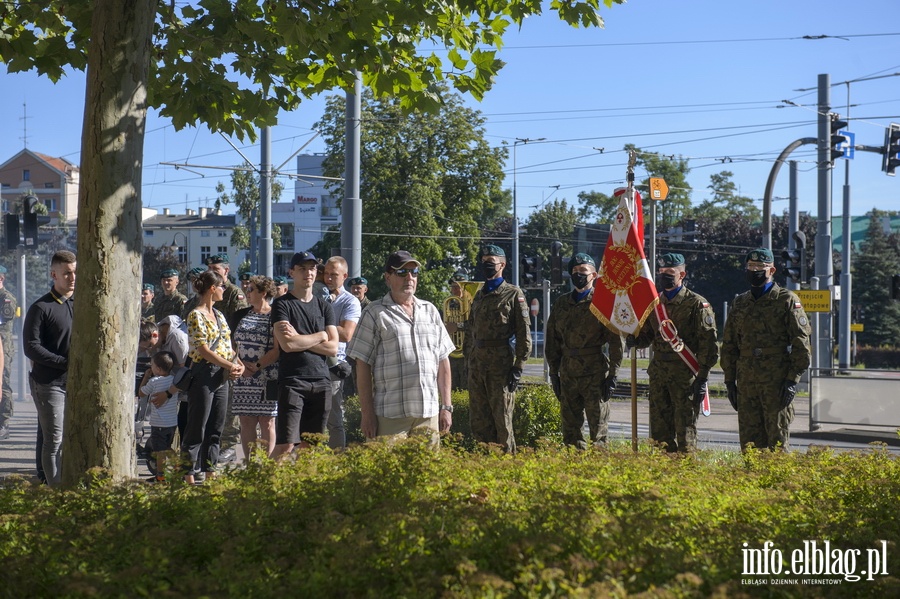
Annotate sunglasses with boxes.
[393,268,419,277]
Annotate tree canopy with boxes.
[853,210,900,347]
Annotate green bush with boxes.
[1,444,898,597]
[344,384,562,449]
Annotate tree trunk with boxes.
[62,0,155,486]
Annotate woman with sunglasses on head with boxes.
[229,275,280,462]
[182,270,244,484]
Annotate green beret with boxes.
[188,266,206,279]
[240,272,255,281]
[658,253,685,268]
[746,248,774,264]
[481,244,505,258]
[347,276,367,286]
[567,253,595,274]
[273,276,289,286]
[206,253,229,265]
[160,269,179,278]
[142,283,155,292]
[0,265,6,275]
[451,272,469,282]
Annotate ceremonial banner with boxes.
[590,188,658,336]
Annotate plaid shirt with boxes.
[347,293,455,418]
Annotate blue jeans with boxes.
[31,376,66,486]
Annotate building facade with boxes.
[0,149,79,223]
[142,207,244,271]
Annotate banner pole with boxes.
[631,346,638,452]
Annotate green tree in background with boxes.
[691,170,760,224]
[215,163,284,268]
[314,88,507,304]
[853,210,900,347]
[576,190,617,224]
[626,145,692,230]
[522,199,578,270]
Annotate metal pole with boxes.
[17,246,26,404]
[259,127,273,278]
[648,199,656,274]
[838,84,852,370]
[512,142,520,287]
[816,74,834,373]
[249,207,257,273]
[542,278,550,383]
[787,161,799,291]
[342,71,362,278]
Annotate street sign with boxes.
[530,298,540,316]
[850,323,864,332]
[836,130,855,159]
[648,177,669,201]
[795,289,832,313]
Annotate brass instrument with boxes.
[443,281,483,358]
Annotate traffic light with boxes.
[520,255,542,287]
[830,114,849,161]
[781,230,807,286]
[4,213,19,251]
[892,274,900,301]
[883,123,900,176]
[550,241,563,285]
[23,195,40,247]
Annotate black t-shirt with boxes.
[271,293,336,381]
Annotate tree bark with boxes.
[62,0,155,485]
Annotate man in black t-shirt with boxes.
[271,251,338,454]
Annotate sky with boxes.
[1,0,898,225]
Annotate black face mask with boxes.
[481,262,500,278]
[746,269,769,287]
[657,273,678,290]
[571,272,591,290]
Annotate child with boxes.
[140,350,177,480]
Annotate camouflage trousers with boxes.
[736,377,793,451]
[647,361,698,452]
[467,353,516,453]
[449,356,467,391]
[0,331,14,425]
[558,373,610,449]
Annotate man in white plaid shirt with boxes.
[346,250,455,445]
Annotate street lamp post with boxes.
[512,137,545,287]
[168,231,189,264]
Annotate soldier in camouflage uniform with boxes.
[721,248,811,451]
[633,253,718,452]
[181,266,207,320]
[273,275,290,299]
[204,254,248,462]
[463,245,531,452]
[153,268,186,323]
[140,284,155,322]
[0,265,17,439]
[546,254,623,449]
[347,276,370,309]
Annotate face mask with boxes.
[481,262,500,278]
[746,269,769,287]
[657,273,677,290]
[571,272,591,290]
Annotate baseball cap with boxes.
[384,250,421,273]
[290,251,319,268]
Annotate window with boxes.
[321,194,340,217]
[201,246,211,263]
[1,200,7,212]
[144,230,154,236]
[177,246,187,263]
[277,223,294,249]
[217,230,228,237]
[44,182,55,189]
[201,230,211,237]
[43,199,57,212]
[217,246,228,254]
[22,170,30,181]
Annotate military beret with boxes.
[160,268,179,278]
[658,253,685,268]
[481,244,505,258]
[567,253,596,274]
[188,266,206,279]
[451,272,470,282]
[273,276,289,286]
[347,276,367,286]
[142,283,155,292]
[746,248,774,264]
[240,272,255,281]
[206,253,229,265]
[0,265,6,275]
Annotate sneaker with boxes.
[0,424,9,441]
[194,471,206,483]
[218,448,236,464]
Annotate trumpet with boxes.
[443,281,483,358]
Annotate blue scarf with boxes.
[484,277,504,294]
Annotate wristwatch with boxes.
[255,362,262,370]
[165,391,173,399]
[440,404,454,413]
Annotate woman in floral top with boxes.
[182,271,244,484]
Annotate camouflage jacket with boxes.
[141,302,155,323]
[153,291,186,323]
[464,280,532,369]
[721,283,811,384]
[546,289,623,379]
[213,281,248,321]
[0,287,16,336]
[634,286,719,379]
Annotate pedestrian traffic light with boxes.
[830,114,849,161]
[520,255,542,287]
[781,230,807,286]
[550,241,563,285]
[4,213,19,251]
[883,123,900,176]
[23,195,40,247]
[892,274,900,301]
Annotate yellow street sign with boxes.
[850,323,864,332]
[795,289,831,313]
[648,177,669,201]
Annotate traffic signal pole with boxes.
[838,83,853,371]
[815,73,835,373]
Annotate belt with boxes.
[475,338,510,348]
[563,345,605,357]
[740,346,790,358]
